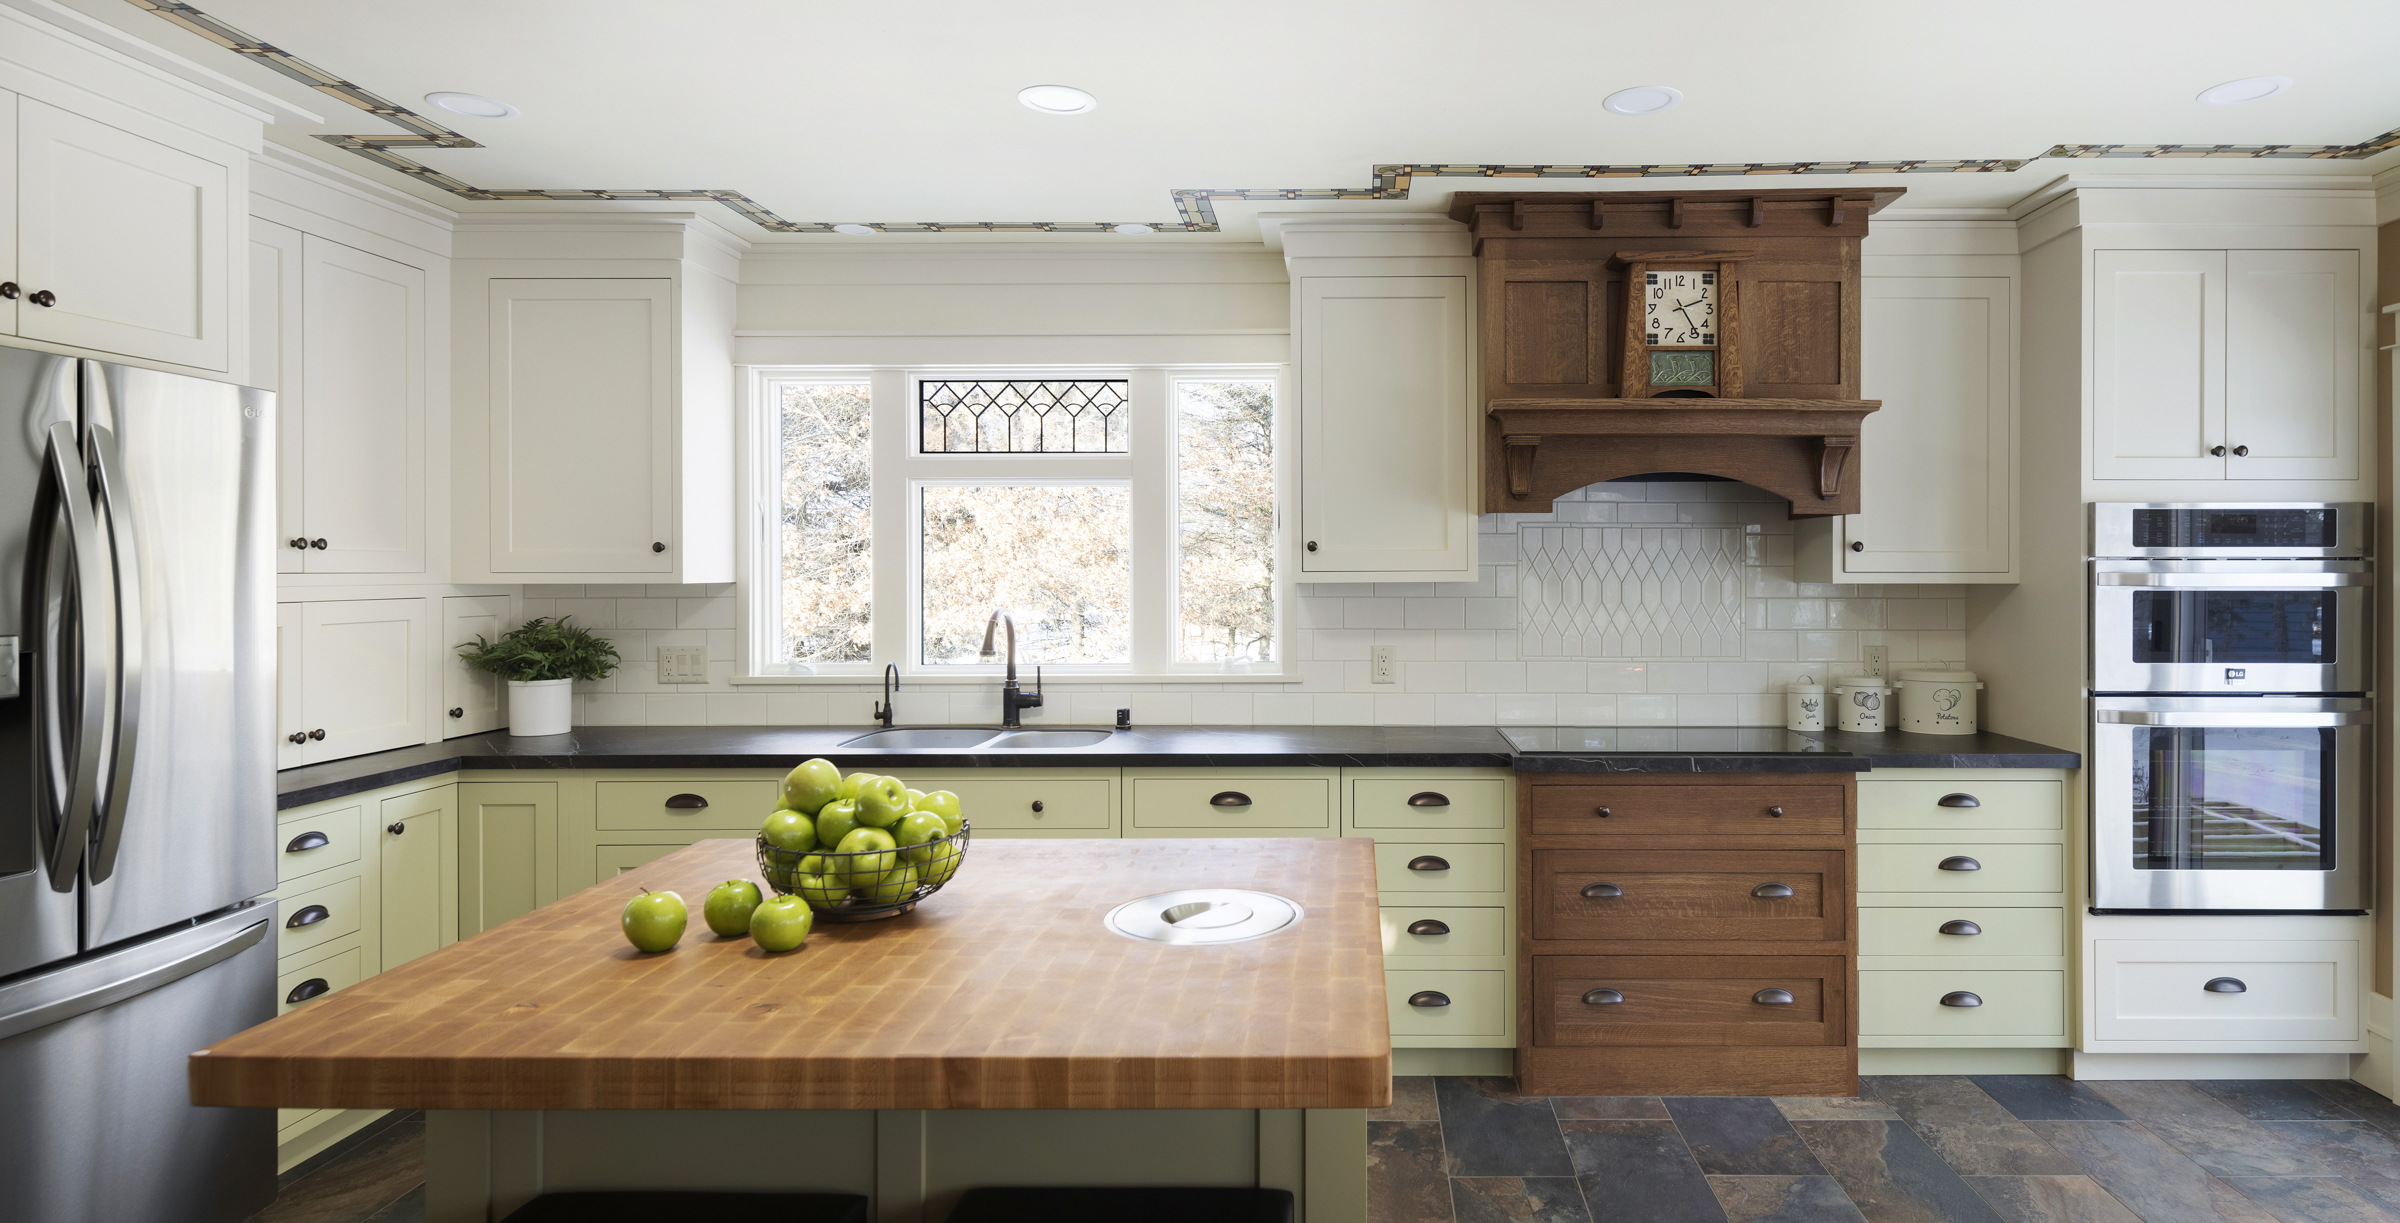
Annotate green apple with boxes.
[834,826,900,886]
[862,861,920,904]
[781,758,843,815]
[893,811,948,864]
[760,808,819,854]
[919,848,963,885]
[915,789,962,819]
[749,894,815,951]
[702,879,763,937]
[838,772,876,802]
[814,799,862,849]
[620,888,687,952]
[794,868,849,910]
[903,787,927,808]
[854,775,910,829]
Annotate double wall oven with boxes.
[2089,503,2371,914]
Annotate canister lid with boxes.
[1785,674,1824,694]
[1894,667,1979,683]
[1833,680,1890,692]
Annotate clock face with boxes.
[1643,270,1717,348]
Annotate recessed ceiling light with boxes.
[1018,85,1098,115]
[1112,223,1154,235]
[1601,85,1683,116]
[424,91,518,119]
[2197,76,2293,105]
[831,224,876,236]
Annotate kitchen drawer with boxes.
[1533,849,1847,943]
[275,874,362,959]
[1859,906,2067,958]
[1375,842,1505,894]
[1530,784,1845,838]
[1859,780,2060,831]
[1389,969,1507,1037]
[938,777,1112,831]
[276,940,364,1016]
[1352,778,1504,830]
[1381,906,1506,959]
[1857,843,2061,894]
[596,780,781,831]
[276,805,362,883]
[1861,969,2065,1037]
[2093,939,2359,1043]
[1131,777,1331,831]
[597,841,697,878]
[1533,955,1847,1047]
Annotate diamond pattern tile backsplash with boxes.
[1520,525,1746,659]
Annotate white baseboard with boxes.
[2070,1051,2353,1080]
[2355,993,2395,1095]
[1860,1048,2071,1076]
[1392,1047,1514,1077]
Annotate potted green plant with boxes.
[456,616,621,736]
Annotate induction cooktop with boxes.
[1499,726,1834,754]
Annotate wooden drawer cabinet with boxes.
[1861,970,2065,1038]
[2093,939,2360,1043]
[1533,848,1847,943]
[595,780,780,831]
[1389,969,1507,1037]
[942,777,1112,832]
[1353,778,1504,830]
[1857,843,2061,894]
[276,940,364,1017]
[1375,842,1504,893]
[275,874,362,959]
[1531,784,1844,837]
[277,805,362,883]
[1859,780,2060,831]
[1130,776,1331,832]
[1859,906,2066,958]
[1381,907,1506,959]
[1533,956,1847,1048]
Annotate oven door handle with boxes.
[2094,572,2370,588]
[2096,710,2369,727]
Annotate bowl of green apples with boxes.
[755,758,970,922]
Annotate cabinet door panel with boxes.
[459,782,557,935]
[276,602,304,769]
[2092,250,2224,480]
[1298,276,1472,575]
[297,599,427,763]
[2226,249,2358,481]
[1845,278,2012,574]
[248,218,305,573]
[301,237,425,572]
[16,99,228,370]
[0,90,16,337]
[488,279,673,573]
[380,786,455,972]
[441,595,510,736]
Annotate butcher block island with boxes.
[191,838,1389,1223]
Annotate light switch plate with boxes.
[658,644,708,684]
[1371,644,1397,684]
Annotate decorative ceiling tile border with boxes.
[126,0,2400,236]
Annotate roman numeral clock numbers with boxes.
[1642,270,1717,347]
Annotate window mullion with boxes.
[870,368,911,671]
[1128,368,1173,674]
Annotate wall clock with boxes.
[1622,252,1751,399]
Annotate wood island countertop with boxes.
[190,838,1390,1112]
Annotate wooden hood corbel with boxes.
[1488,399,1879,517]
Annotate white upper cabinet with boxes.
[440,595,510,737]
[2224,249,2357,481]
[281,598,429,766]
[1295,274,1474,579]
[250,218,305,574]
[2092,249,2222,481]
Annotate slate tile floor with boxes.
[1372,1076,2400,1223]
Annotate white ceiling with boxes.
[60,0,2400,241]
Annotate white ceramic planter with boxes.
[507,678,573,737]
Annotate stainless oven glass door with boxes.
[2091,697,2367,912]
[2091,562,2369,693]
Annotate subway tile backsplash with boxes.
[545,482,1965,729]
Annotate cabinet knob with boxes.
[286,731,308,745]
[2231,445,2249,457]
[1406,991,1450,1008]
[1406,919,1450,936]
[1306,541,1318,552]
[1940,991,1984,1008]
[664,793,710,810]
[286,904,330,929]
[2211,445,2228,457]
[1580,882,1623,899]
[652,541,667,553]
[1581,988,1625,1006]
[1029,800,1044,812]
[1753,988,1796,1006]
[0,282,17,300]
[287,537,310,551]
[285,831,329,853]
[1850,541,1865,552]
[449,707,464,718]
[308,728,327,742]
[1751,881,1795,899]
[1766,805,1784,818]
[1593,806,1611,818]
[28,289,54,308]
[2205,977,2248,994]
[1406,856,1451,872]
[285,978,330,1005]
[1937,855,1980,871]
[387,822,406,836]
[309,538,327,550]
[1939,919,1983,936]
[1937,793,1980,808]
[1406,791,1450,808]
[1208,791,1252,807]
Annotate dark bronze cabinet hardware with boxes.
[286,905,329,929]
[1208,791,1251,807]
[2205,977,2247,994]
[1593,806,1611,818]
[449,707,464,718]
[1938,919,1982,936]
[309,728,325,741]
[1751,882,1794,898]
[1937,855,1981,871]
[1406,919,1450,936]
[28,289,55,307]
[287,537,309,551]
[387,822,406,836]
[1753,988,1796,1006]
[1406,791,1450,807]
[1850,540,1865,552]
[309,538,326,549]
[1305,541,1317,552]
[1940,991,1983,1007]
[1029,800,1045,812]
[2211,445,2228,457]
[1581,882,1623,899]
[2231,445,2249,457]
[1766,805,1784,818]
[0,282,17,299]
[1582,988,1625,1005]
[652,541,666,552]
[284,831,328,853]
[286,731,306,745]
[1406,991,1450,1008]
[664,793,709,810]
[285,978,329,1005]
[1937,793,1980,808]
[1406,856,1451,872]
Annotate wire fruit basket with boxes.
[755,820,970,922]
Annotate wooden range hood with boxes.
[1451,187,1903,516]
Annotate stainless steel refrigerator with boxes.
[0,345,278,1221]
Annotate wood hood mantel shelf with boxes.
[1487,398,1880,516]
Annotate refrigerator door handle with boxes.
[83,422,141,884]
[26,420,112,893]
[0,912,269,1043]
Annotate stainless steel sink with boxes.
[982,729,1113,749]
[837,727,1004,748]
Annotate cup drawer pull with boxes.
[1751,882,1794,899]
[1940,991,1984,1008]
[1937,793,1981,808]
[1406,919,1450,936]
[1937,856,1982,872]
[1581,882,1623,899]
[1406,791,1450,807]
[284,831,329,853]
[1938,920,1983,936]
[1209,791,1252,807]
[1582,988,1625,1006]
[285,978,330,1005]
[1753,988,1796,1006]
[664,793,709,810]
[2205,977,2248,994]
[286,905,330,929]
[1406,856,1451,872]
[1407,991,1451,1008]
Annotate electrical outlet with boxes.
[1863,645,1887,679]
[1371,644,1398,684]
[658,644,708,684]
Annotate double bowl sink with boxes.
[836,727,1117,751]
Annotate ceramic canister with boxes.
[1833,680,1891,733]
[1893,665,1984,735]
[1784,677,1826,732]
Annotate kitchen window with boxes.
[747,367,1289,679]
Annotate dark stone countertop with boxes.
[277,724,2081,809]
